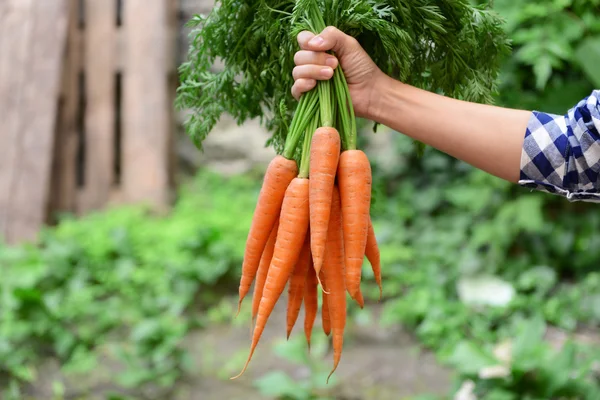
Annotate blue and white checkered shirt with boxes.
[519,89,600,202]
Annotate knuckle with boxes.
[323,26,338,36]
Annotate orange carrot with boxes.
[366,219,382,301]
[353,287,365,308]
[237,155,297,314]
[337,150,371,300]
[232,177,310,379]
[304,265,318,350]
[321,288,331,336]
[309,127,340,276]
[286,232,312,339]
[251,219,279,321]
[321,185,346,382]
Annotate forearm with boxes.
[370,75,531,183]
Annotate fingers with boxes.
[292,65,334,81]
[291,79,316,100]
[297,26,358,56]
[293,26,357,100]
[294,50,338,68]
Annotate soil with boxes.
[23,298,451,400]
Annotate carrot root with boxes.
[366,218,382,301]
[309,127,341,275]
[338,150,371,299]
[232,177,310,379]
[237,155,297,312]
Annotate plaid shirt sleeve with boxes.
[519,89,600,202]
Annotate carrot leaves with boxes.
[176,0,510,152]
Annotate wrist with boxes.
[367,73,405,124]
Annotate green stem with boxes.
[336,67,356,150]
[318,79,333,127]
[305,0,355,149]
[307,2,334,128]
[333,67,352,150]
[283,89,319,159]
[299,109,320,178]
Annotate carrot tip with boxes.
[326,367,337,384]
[318,278,330,294]
[231,350,254,380]
[235,300,243,318]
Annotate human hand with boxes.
[291,27,384,119]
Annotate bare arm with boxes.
[293,27,600,202]
[370,77,531,183]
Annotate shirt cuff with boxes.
[518,90,600,203]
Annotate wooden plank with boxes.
[49,0,82,219]
[0,0,69,244]
[122,0,174,208]
[0,0,34,241]
[78,0,116,213]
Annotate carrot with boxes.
[321,185,346,383]
[232,177,310,379]
[353,287,365,309]
[366,219,382,301]
[337,150,372,300]
[237,155,297,314]
[286,232,312,339]
[303,265,318,350]
[251,219,279,322]
[309,127,340,276]
[319,270,331,335]
[321,288,331,336]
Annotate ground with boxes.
[25,298,452,400]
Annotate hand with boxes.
[291,27,384,119]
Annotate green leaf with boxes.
[512,316,547,371]
[273,337,309,365]
[482,389,517,400]
[517,266,557,294]
[533,55,553,90]
[545,340,577,393]
[254,371,308,399]
[446,341,497,375]
[575,36,600,87]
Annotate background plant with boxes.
[1,1,599,399]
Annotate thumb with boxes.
[305,26,359,57]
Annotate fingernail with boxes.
[325,57,338,68]
[321,68,333,78]
[309,36,324,46]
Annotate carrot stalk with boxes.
[232,177,310,380]
[237,155,297,315]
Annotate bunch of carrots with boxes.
[231,4,381,382]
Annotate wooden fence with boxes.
[0,0,178,244]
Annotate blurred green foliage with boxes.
[1,1,600,399]
[484,0,600,112]
[0,173,257,398]
[367,133,600,398]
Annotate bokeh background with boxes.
[1,0,599,399]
